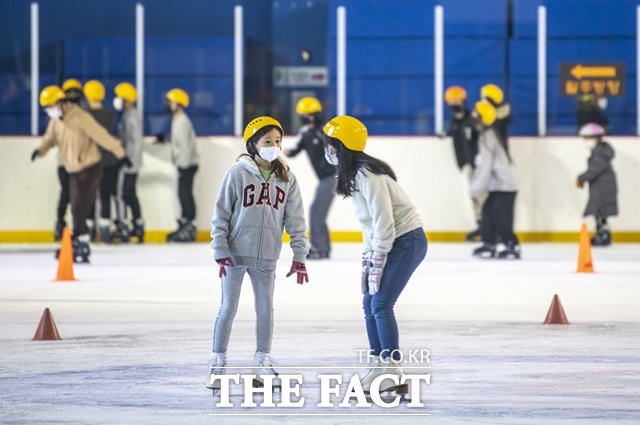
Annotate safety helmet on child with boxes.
[115,82,137,103]
[166,88,190,108]
[475,100,497,126]
[296,97,322,114]
[243,116,284,144]
[480,84,504,105]
[39,86,65,107]
[578,123,605,137]
[323,115,368,152]
[444,86,467,104]
[83,80,106,101]
[62,78,82,92]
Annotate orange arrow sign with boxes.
[571,65,617,79]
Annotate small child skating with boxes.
[576,123,618,246]
[207,116,309,393]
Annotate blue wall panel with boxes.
[547,0,637,37]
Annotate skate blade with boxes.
[252,379,282,392]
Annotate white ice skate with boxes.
[363,357,410,400]
[252,351,281,390]
[206,352,227,395]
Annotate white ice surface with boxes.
[1,242,639,424]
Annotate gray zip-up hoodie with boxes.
[170,111,199,169]
[211,156,309,270]
[118,108,143,173]
[469,126,518,199]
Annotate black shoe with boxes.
[87,220,97,242]
[73,239,91,263]
[465,228,482,242]
[131,221,145,244]
[591,230,611,247]
[54,219,66,242]
[497,243,521,260]
[307,250,330,260]
[110,221,130,243]
[472,244,496,259]
[167,220,196,242]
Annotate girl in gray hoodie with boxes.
[207,116,309,393]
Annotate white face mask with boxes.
[584,139,597,150]
[113,97,124,111]
[45,106,62,120]
[597,97,608,110]
[324,145,339,165]
[258,146,281,163]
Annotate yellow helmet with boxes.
[115,82,137,103]
[83,80,105,101]
[243,116,284,143]
[62,78,82,92]
[475,100,496,126]
[166,88,189,108]
[39,85,65,107]
[444,86,467,104]
[323,115,368,152]
[295,97,322,114]
[480,84,504,105]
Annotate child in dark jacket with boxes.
[576,123,618,246]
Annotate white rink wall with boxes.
[1,135,639,237]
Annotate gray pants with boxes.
[309,176,336,253]
[212,266,275,353]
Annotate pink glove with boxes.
[216,257,233,277]
[286,261,309,285]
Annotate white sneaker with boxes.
[379,359,407,394]
[252,351,281,388]
[206,352,227,389]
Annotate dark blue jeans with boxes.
[363,228,428,361]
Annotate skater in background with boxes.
[469,100,520,259]
[480,83,512,159]
[83,79,118,243]
[576,123,618,246]
[442,86,483,241]
[161,88,199,242]
[207,116,309,393]
[52,78,84,241]
[62,78,84,106]
[113,82,144,243]
[322,115,427,396]
[31,86,130,263]
[284,97,336,259]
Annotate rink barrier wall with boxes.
[1,135,639,243]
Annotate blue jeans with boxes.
[363,228,428,361]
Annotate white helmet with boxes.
[578,123,605,137]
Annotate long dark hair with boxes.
[325,136,396,198]
[240,125,290,182]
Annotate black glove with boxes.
[31,150,40,162]
[154,133,167,144]
[117,156,133,168]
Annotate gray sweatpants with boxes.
[212,266,275,353]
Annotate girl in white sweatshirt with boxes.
[323,115,427,396]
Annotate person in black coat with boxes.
[443,86,483,241]
[284,97,336,259]
[576,123,618,246]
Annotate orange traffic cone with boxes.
[577,223,594,273]
[33,308,62,340]
[56,227,75,281]
[543,294,570,325]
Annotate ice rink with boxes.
[1,241,639,424]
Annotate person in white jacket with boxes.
[207,116,309,394]
[323,115,427,397]
[469,100,520,259]
[164,88,199,242]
